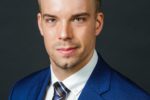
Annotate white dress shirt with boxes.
[45,50,98,100]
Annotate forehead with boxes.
[39,0,95,14]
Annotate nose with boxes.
[58,21,72,40]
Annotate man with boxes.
[9,0,150,100]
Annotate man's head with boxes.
[37,0,104,75]
[38,0,102,13]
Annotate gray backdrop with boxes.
[0,0,150,100]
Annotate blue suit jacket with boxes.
[9,55,150,100]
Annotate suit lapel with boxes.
[27,68,51,100]
[37,70,51,100]
[78,55,112,100]
[26,55,111,100]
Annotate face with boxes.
[38,0,103,71]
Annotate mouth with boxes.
[56,47,78,56]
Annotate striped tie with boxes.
[52,82,70,100]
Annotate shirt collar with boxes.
[50,50,98,96]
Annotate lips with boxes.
[56,47,77,56]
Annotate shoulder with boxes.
[105,67,150,100]
[96,54,150,99]
[14,67,50,88]
[9,67,50,100]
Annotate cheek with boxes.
[42,26,58,43]
[42,29,56,52]
[42,23,61,42]
[75,29,96,48]
[43,37,53,52]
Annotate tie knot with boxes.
[53,82,70,100]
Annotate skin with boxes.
[37,0,104,80]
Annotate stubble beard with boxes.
[50,54,82,70]
[50,47,94,73]
[49,41,83,70]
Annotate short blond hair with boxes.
[96,0,102,12]
[37,0,102,12]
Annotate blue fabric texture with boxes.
[9,55,150,100]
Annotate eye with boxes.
[45,17,57,24]
[73,17,86,23]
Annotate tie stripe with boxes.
[53,82,70,100]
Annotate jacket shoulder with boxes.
[103,68,150,100]
[9,67,50,100]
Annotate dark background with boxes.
[0,0,150,99]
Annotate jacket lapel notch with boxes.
[79,55,112,99]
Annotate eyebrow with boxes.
[42,14,56,18]
[71,12,90,18]
[42,12,90,19]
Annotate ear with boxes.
[95,12,104,36]
[37,13,44,36]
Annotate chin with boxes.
[56,59,79,69]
